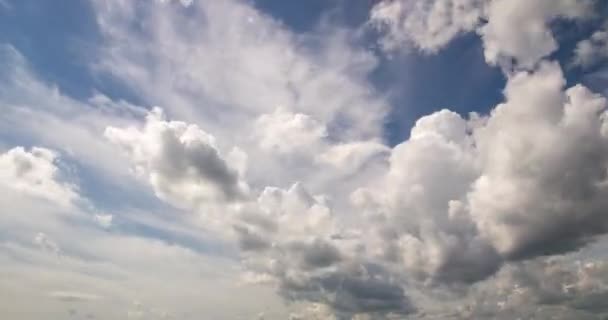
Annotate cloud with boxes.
[0,147,78,207]
[105,108,249,208]
[370,0,484,52]
[94,214,113,229]
[278,262,414,317]
[92,0,388,144]
[454,257,608,319]
[574,25,608,69]
[0,45,147,196]
[49,291,102,302]
[479,0,591,69]
[254,108,327,155]
[106,107,408,316]
[354,61,608,288]
[34,232,61,256]
[370,0,593,69]
[469,62,608,259]
[3,0,608,318]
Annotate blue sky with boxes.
[0,0,507,144]
[1,1,608,319]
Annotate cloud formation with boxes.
[105,108,249,207]
[355,62,608,288]
[2,0,608,318]
[574,24,608,68]
[370,0,592,69]
[0,147,77,207]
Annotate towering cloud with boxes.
[354,62,608,288]
[468,62,608,259]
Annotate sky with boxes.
[1,0,608,319]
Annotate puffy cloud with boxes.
[370,0,593,69]
[0,147,77,206]
[254,108,327,155]
[454,257,608,319]
[278,262,414,318]
[574,25,608,68]
[370,0,484,52]
[479,0,591,69]
[355,62,608,288]
[104,60,608,315]
[353,109,496,284]
[0,45,146,196]
[105,108,249,208]
[469,62,608,259]
[4,0,608,318]
[106,108,408,316]
[316,141,390,174]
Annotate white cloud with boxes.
[0,147,77,207]
[254,108,327,155]
[370,0,593,69]
[0,45,146,195]
[574,25,608,68]
[94,214,113,229]
[479,0,591,69]
[105,108,249,209]
[353,62,608,288]
[370,0,484,52]
[2,0,608,318]
[469,62,608,259]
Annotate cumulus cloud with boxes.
[254,108,327,155]
[479,0,591,69]
[102,51,608,319]
[0,147,77,206]
[370,0,593,69]
[278,262,414,317]
[370,0,484,52]
[354,62,608,289]
[574,25,608,68]
[4,0,608,318]
[451,257,608,319]
[105,108,249,208]
[469,62,608,259]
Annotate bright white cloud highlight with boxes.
[0,147,77,206]
[370,0,593,69]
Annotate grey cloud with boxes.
[279,263,414,318]
[234,225,271,252]
[292,239,343,270]
[105,108,248,207]
[355,62,608,290]
[468,62,608,260]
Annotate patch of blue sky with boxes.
[0,0,144,105]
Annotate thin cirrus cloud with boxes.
[0,0,608,319]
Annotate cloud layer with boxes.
[1,0,608,319]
